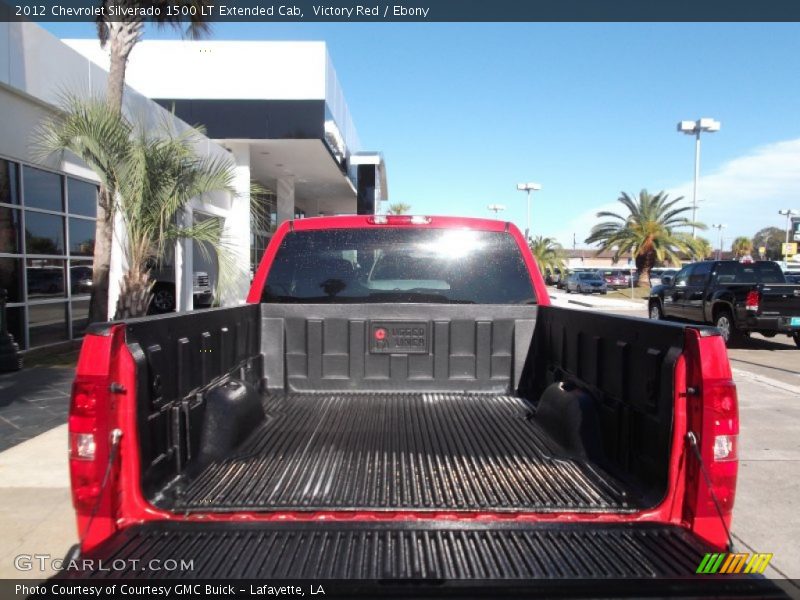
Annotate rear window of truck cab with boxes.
[261,228,536,304]
[713,261,786,284]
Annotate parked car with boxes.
[649,268,677,287]
[59,215,773,595]
[26,267,64,295]
[649,260,800,346]
[565,270,608,294]
[70,265,93,295]
[544,266,563,286]
[147,262,214,313]
[785,272,800,284]
[597,268,630,289]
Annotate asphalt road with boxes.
[550,288,800,583]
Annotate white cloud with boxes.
[552,138,800,247]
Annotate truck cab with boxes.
[649,260,800,346]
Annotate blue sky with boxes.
[43,22,800,249]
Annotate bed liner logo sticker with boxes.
[696,552,773,574]
[370,321,429,354]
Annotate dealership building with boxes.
[0,22,387,350]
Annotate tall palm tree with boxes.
[98,1,213,113]
[387,202,412,215]
[37,97,235,318]
[585,190,704,287]
[731,236,754,258]
[88,1,213,323]
[693,237,714,261]
[528,236,565,272]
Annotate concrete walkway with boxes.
[549,289,647,312]
[0,424,75,579]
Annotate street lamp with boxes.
[678,118,721,238]
[711,223,727,260]
[778,209,800,266]
[516,182,542,241]
[487,203,506,219]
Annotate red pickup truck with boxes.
[58,216,779,596]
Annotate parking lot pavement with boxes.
[0,365,75,452]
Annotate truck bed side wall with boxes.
[124,305,262,500]
[519,305,685,506]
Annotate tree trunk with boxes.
[88,19,142,324]
[88,188,114,323]
[106,19,142,113]
[635,250,656,288]
[114,270,154,320]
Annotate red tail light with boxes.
[68,376,111,511]
[683,328,739,549]
[67,324,127,551]
[745,290,760,312]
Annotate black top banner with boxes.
[2,0,800,22]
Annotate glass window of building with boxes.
[25,211,65,255]
[0,160,20,205]
[26,258,66,299]
[23,166,63,212]
[0,257,23,303]
[67,178,98,218]
[71,299,90,337]
[69,218,95,256]
[69,260,93,296]
[0,205,22,253]
[3,159,99,349]
[28,303,68,348]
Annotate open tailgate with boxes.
[54,521,786,598]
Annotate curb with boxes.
[567,299,594,308]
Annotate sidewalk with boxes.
[0,424,75,579]
[548,289,647,313]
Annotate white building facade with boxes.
[0,25,387,350]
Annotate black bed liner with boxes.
[166,393,637,512]
[63,520,712,580]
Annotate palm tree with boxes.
[693,237,714,260]
[585,190,704,287]
[387,202,412,215]
[528,236,565,273]
[98,2,212,113]
[731,236,754,259]
[37,97,235,318]
[34,96,131,322]
[86,1,212,323]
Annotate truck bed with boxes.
[165,392,636,512]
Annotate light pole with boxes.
[516,182,542,241]
[711,223,727,260]
[487,204,506,219]
[778,209,800,266]
[678,118,720,238]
